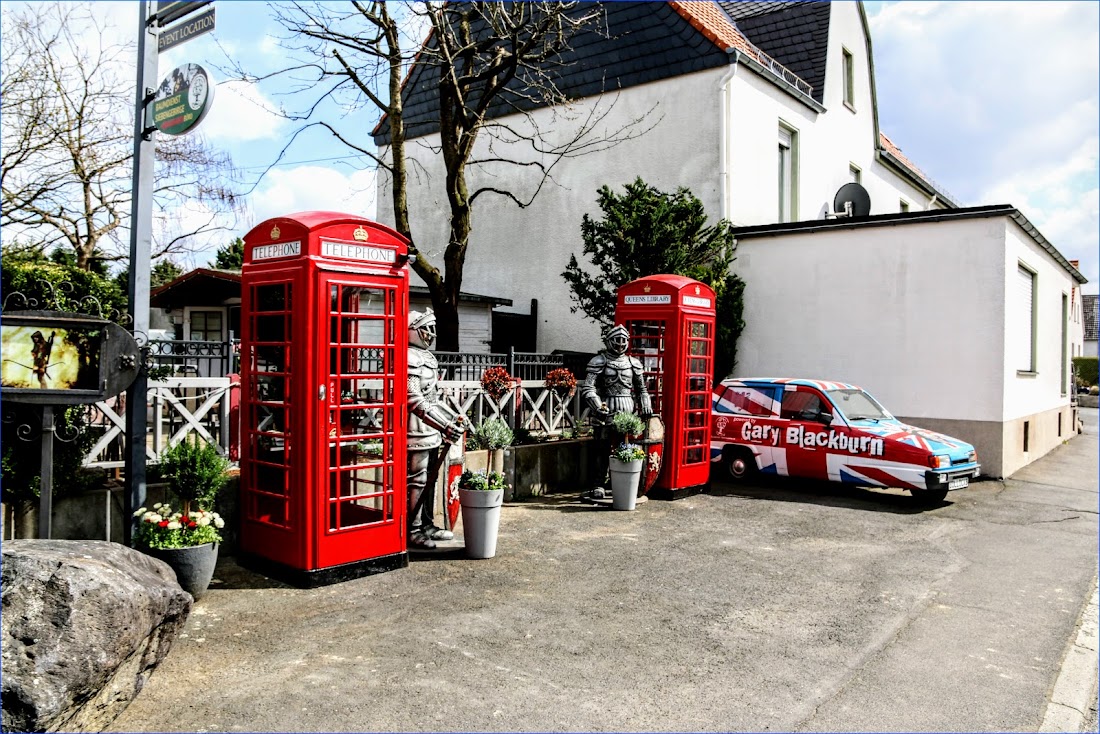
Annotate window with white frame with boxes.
[1017,264,1037,373]
[842,47,855,109]
[899,199,910,213]
[778,124,798,223]
[849,164,861,184]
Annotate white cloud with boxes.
[869,1,1100,292]
[244,165,377,232]
[199,80,286,144]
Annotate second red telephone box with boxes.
[238,212,410,587]
[616,275,716,499]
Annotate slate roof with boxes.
[1084,294,1099,341]
[374,2,810,145]
[718,1,831,104]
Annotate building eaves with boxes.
[731,204,1088,286]
[670,1,817,102]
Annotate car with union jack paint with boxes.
[711,378,980,503]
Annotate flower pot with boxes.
[608,457,644,511]
[459,488,504,559]
[146,542,219,600]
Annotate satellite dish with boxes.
[832,183,872,218]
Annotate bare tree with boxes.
[226,1,652,350]
[1,2,243,271]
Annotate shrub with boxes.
[1073,356,1098,387]
[611,411,644,436]
[159,438,230,515]
[470,418,515,451]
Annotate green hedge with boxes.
[1073,356,1099,387]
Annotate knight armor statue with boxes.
[407,309,466,549]
[580,324,653,422]
[581,324,653,498]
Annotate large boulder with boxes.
[2,540,192,732]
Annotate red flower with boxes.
[158,520,169,528]
[480,366,515,401]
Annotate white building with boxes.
[376,1,956,354]
[731,206,1088,478]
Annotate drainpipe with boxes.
[718,49,738,222]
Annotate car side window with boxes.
[716,385,778,416]
[780,389,831,422]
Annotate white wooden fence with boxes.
[82,377,235,469]
[81,379,588,468]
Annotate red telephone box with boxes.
[238,212,409,587]
[616,275,716,499]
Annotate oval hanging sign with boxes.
[152,63,214,136]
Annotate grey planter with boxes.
[459,488,503,559]
[146,542,219,600]
[608,457,643,511]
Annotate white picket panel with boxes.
[82,377,234,468]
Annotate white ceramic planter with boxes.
[608,457,643,511]
[459,488,504,559]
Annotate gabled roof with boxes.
[717,1,831,104]
[374,2,814,145]
[1084,294,1099,341]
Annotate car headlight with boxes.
[928,454,950,469]
[967,450,977,463]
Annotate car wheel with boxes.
[725,448,757,482]
[912,488,949,504]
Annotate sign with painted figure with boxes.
[711,377,981,501]
[0,312,140,404]
[153,63,214,136]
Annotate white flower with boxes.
[153,502,164,510]
[167,521,182,530]
[213,517,225,529]
[197,516,211,527]
[133,507,146,518]
[148,513,163,523]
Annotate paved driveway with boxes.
[110,415,1098,732]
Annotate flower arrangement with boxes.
[458,469,509,492]
[544,368,577,398]
[611,411,645,436]
[133,502,225,550]
[480,366,515,402]
[611,442,645,462]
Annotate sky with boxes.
[5,1,1099,293]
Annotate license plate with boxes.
[948,477,969,490]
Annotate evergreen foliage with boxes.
[562,178,746,381]
[209,238,245,270]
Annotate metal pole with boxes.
[38,406,54,539]
[124,1,158,545]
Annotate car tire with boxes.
[725,448,757,482]
[912,488,949,504]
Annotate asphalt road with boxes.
[110,411,1098,732]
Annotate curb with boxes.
[1040,576,1099,732]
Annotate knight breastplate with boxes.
[408,347,442,450]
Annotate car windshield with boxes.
[826,388,892,421]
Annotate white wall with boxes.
[733,217,1007,422]
[379,5,952,355]
[1001,222,1080,418]
[380,67,727,354]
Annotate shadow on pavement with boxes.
[708,475,950,515]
